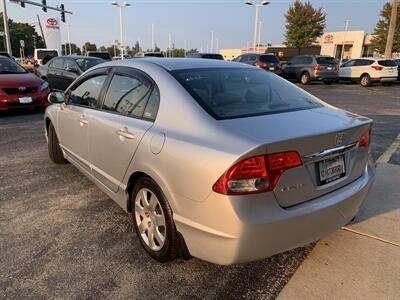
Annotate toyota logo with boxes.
[325,34,334,42]
[47,18,58,26]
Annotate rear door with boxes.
[339,59,355,78]
[60,59,80,91]
[47,58,64,90]
[86,67,159,192]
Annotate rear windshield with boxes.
[260,55,280,63]
[0,57,27,74]
[37,50,58,59]
[88,52,112,60]
[378,60,397,67]
[202,54,224,60]
[171,68,322,120]
[316,57,336,65]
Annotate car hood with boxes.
[0,72,43,88]
[220,106,372,154]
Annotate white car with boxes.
[339,58,398,87]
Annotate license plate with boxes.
[19,97,33,104]
[327,66,333,71]
[319,155,345,184]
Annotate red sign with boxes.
[324,34,334,44]
[46,18,59,29]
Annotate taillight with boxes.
[212,151,303,195]
[371,66,383,71]
[357,129,371,154]
[313,65,324,71]
[255,61,268,68]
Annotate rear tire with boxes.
[132,177,180,262]
[360,74,372,87]
[48,122,67,164]
[300,72,311,85]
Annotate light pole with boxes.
[340,20,350,65]
[1,0,12,56]
[210,30,214,53]
[245,0,270,53]
[112,1,131,59]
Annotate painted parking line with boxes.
[377,132,400,164]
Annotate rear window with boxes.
[37,50,58,60]
[201,54,224,60]
[316,57,336,65]
[171,68,322,120]
[88,52,112,60]
[378,60,397,67]
[260,55,280,63]
[144,53,165,57]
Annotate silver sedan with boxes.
[44,58,375,265]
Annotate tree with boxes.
[284,1,326,48]
[371,2,400,54]
[61,43,81,55]
[0,13,45,56]
[82,41,97,54]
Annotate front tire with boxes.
[48,122,67,164]
[360,74,372,87]
[132,177,179,262]
[300,72,311,85]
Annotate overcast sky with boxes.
[5,0,388,50]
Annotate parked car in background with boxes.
[282,55,338,85]
[87,51,112,61]
[34,48,59,66]
[44,58,374,265]
[339,58,398,87]
[134,52,165,58]
[393,59,400,81]
[0,56,50,111]
[186,53,224,60]
[0,52,13,59]
[37,56,104,91]
[233,53,282,75]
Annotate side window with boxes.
[343,60,355,67]
[102,74,152,118]
[64,59,77,71]
[304,57,313,64]
[248,55,257,62]
[291,56,301,64]
[143,88,160,121]
[50,58,64,69]
[234,55,243,62]
[69,75,107,108]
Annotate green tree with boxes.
[284,1,326,48]
[61,43,81,55]
[371,2,400,54]
[0,13,45,56]
[82,41,97,54]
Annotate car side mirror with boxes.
[48,92,65,104]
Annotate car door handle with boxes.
[117,127,135,139]
[79,115,89,125]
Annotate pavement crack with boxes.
[341,227,400,248]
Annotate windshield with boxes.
[37,50,58,60]
[0,57,27,74]
[88,52,112,60]
[316,57,336,65]
[171,68,322,120]
[75,58,104,71]
[260,55,280,63]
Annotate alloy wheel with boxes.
[134,188,166,251]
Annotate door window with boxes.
[50,58,64,69]
[143,88,160,121]
[102,74,153,118]
[69,75,107,108]
[64,59,78,71]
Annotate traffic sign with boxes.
[20,40,25,48]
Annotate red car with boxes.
[0,56,50,111]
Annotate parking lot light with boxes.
[245,0,270,53]
[111,1,131,60]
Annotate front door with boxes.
[87,68,159,192]
[58,73,108,172]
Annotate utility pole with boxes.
[1,0,12,56]
[151,23,154,52]
[340,20,350,65]
[385,0,399,58]
[258,21,262,49]
[67,24,71,55]
[37,15,46,48]
[210,30,214,53]
[216,38,219,53]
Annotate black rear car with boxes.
[233,53,282,75]
[394,59,400,81]
[37,56,104,91]
[186,53,224,60]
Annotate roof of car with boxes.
[53,55,103,59]
[103,58,251,71]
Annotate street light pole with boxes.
[1,0,12,56]
[340,20,350,65]
[245,1,270,53]
[112,1,131,60]
[210,30,214,53]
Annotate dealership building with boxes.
[220,30,376,61]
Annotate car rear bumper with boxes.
[378,77,397,82]
[312,71,338,80]
[0,89,50,111]
[175,161,375,265]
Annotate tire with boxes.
[48,122,68,164]
[300,72,311,85]
[323,79,334,85]
[132,177,179,262]
[360,74,372,87]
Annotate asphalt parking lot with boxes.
[1,82,400,299]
